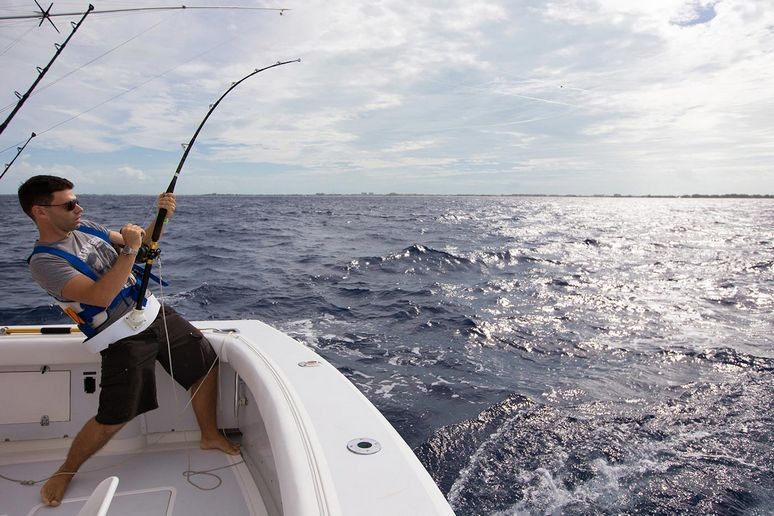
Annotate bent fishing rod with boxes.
[0,5,290,22]
[0,132,35,181]
[131,58,301,315]
[0,4,94,136]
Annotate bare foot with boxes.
[40,471,75,507]
[200,435,241,455]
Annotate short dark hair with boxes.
[18,175,73,219]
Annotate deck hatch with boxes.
[0,371,70,424]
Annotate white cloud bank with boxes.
[0,0,772,194]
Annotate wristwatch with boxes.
[120,245,137,256]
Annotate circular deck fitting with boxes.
[347,438,382,455]
[298,360,321,367]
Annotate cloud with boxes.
[116,165,148,181]
[0,0,772,195]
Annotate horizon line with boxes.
[2,193,773,198]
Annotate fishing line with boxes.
[0,3,276,152]
[0,22,35,56]
[157,255,180,411]
[154,256,230,420]
[133,58,301,312]
[0,17,170,114]
[0,131,34,181]
[156,256,245,491]
[491,106,584,126]
[0,38,230,155]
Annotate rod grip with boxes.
[151,207,168,242]
[40,327,75,334]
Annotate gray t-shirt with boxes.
[29,220,135,329]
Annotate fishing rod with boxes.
[0,4,94,136]
[0,5,290,21]
[0,324,234,335]
[0,325,79,335]
[130,58,301,317]
[0,132,35,180]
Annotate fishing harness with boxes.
[27,224,166,351]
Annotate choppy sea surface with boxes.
[1,194,772,515]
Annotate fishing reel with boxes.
[135,244,160,263]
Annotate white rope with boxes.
[156,253,242,491]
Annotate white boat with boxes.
[0,319,455,515]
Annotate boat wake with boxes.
[415,372,773,515]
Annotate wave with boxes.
[383,244,476,268]
[345,244,569,277]
[748,260,773,271]
[416,381,773,515]
[654,347,774,373]
[341,244,479,276]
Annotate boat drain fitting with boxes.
[347,438,382,455]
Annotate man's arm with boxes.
[107,193,176,248]
[61,224,144,308]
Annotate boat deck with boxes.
[0,440,262,516]
[0,321,455,515]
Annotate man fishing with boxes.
[17,175,239,507]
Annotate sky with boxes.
[0,0,772,195]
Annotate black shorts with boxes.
[95,306,218,425]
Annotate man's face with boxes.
[37,189,83,232]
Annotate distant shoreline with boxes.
[1,193,772,198]
[308,193,774,199]
[119,193,774,199]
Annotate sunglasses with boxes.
[36,198,80,211]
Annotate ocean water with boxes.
[1,194,772,515]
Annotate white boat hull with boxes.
[0,320,454,515]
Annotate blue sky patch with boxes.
[672,2,718,27]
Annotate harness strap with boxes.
[75,224,111,244]
[28,245,99,280]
